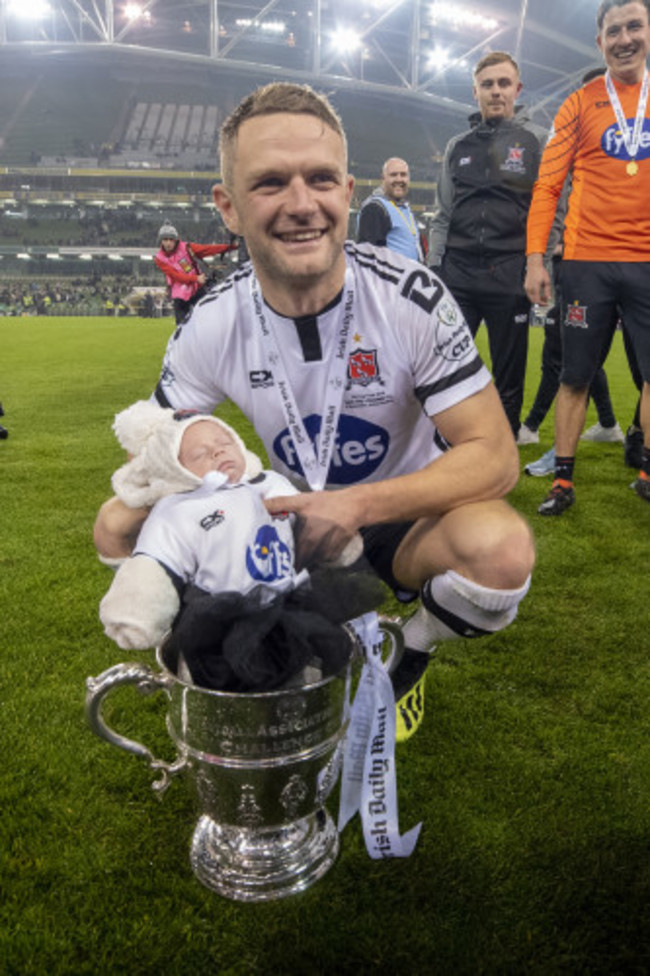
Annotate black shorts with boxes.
[560,261,650,386]
[360,521,419,603]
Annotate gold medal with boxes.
[627,160,639,176]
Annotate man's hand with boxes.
[265,491,364,570]
[524,254,552,306]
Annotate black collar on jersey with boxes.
[267,287,344,364]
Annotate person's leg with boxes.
[538,261,618,515]
[588,368,618,428]
[622,322,644,392]
[173,297,192,326]
[439,253,484,335]
[523,305,562,432]
[482,255,530,438]
[634,382,650,500]
[582,317,623,439]
[554,382,591,457]
[617,264,650,500]
[361,503,534,741]
[393,500,534,646]
[621,323,644,467]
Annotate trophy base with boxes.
[189,810,340,902]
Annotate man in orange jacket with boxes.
[525,0,650,514]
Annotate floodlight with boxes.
[262,21,285,33]
[330,27,361,54]
[430,2,499,32]
[427,47,451,71]
[46,253,62,260]
[7,0,50,19]
[124,3,143,22]
[17,253,31,260]
[235,18,285,33]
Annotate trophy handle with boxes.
[377,618,405,674]
[85,661,188,794]
[346,617,405,674]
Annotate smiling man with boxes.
[356,157,425,262]
[525,0,650,514]
[95,82,535,741]
[430,52,547,443]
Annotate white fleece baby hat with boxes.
[111,400,263,508]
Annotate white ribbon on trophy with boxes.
[338,612,422,858]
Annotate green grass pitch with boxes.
[1,315,648,974]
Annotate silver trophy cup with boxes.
[85,624,402,901]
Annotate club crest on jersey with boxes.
[602,120,650,161]
[245,525,293,582]
[273,413,389,486]
[501,145,526,173]
[566,303,588,329]
[250,369,274,389]
[348,348,381,387]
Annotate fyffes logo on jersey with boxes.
[601,119,650,160]
[273,413,389,485]
[246,525,293,582]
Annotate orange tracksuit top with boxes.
[527,74,650,261]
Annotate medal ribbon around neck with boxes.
[388,199,417,236]
[250,266,355,491]
[605,69,650,172]
[388,200,423,260]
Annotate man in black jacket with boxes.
[430,51,546,441]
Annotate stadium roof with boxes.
[0,0,608,129]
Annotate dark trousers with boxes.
[172,285,207,326]
[441,251,529,436]
[524,303,617,431]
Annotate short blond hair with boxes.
[473,51,520,79]
[219,82,347,189]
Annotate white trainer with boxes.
[517,424,540,446]
[581,422,625,443]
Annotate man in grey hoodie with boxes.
[430,51,547,441]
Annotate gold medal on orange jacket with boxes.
[605,70,649,179]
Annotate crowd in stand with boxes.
[0,209,229,249]
[0,276,160,317]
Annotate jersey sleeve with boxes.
[133,498,198,584]
[154,306,228,413]
[399,268,491,417]
[527,90,582,256]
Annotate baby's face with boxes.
[179,421,246,482]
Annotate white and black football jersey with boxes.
[134,471,300,596]
[155,243,491,490]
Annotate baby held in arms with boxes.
[98,401,378,692]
